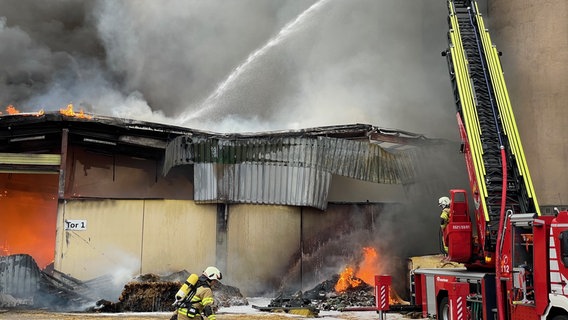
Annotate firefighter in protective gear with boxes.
[176,266,222,320]
[438,196,451,253]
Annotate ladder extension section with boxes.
[445,0,540,253]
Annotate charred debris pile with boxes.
[92,270,248,313]
[2,254,417,314]
[266,274,413,313]
[0,254,248,312]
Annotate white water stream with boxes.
[177,0,331,125]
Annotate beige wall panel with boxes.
[227,205,300,296]
[489,0,568,208]
[140,200,217,275]
[54,200,144,281]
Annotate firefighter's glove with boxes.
[204,305,216,320]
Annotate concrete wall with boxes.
[488,0,568,211]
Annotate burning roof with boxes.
[0,107,447,209]
[0,107,438,155]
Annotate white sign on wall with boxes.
[65,219,87,231]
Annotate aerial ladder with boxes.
[410,1,568,320]
[441,0,540,267]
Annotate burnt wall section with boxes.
[294,204,384,290]
[328,175,405,203]
[64,146,193,199]
[216,203,228,275]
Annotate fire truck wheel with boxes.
[438,296,450,320]
[552,315,568,320]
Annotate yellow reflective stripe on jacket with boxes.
[201,296,214,306]
[207,314,216,320]
[177,308,196,318]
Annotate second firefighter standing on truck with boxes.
[173,266,222,320]
[439,196,451,254]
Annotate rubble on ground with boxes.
[91,271,248,313]
[2,253,422,315]
[1,254,248,313]
[264,273,416,315]
[211,280,249,307]
[282,274,375,311]
[0,293,22,308]
[0,254,91,310]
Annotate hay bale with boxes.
[119,281,179,312]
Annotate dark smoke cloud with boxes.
[0,0,458,140]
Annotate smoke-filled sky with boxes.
[0,0,459,139]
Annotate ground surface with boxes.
[0,310,402,320]
[0,297,409,320]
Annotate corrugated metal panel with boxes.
[163,129,430,209]
[194,163,331,210]
[0,254,41,299]
[166,135,411,183]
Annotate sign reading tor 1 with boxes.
[65,219,87,231]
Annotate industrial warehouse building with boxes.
[0,0,566,300]
[0,113,456,296]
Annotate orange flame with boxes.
[334,246,406,304]
[335,266,362,292]
[59,104,92,119]
[1,104,92,118]
[335,247,379,292]
[357,247,379,284]
[334,246,407,305]
[6,105,20,114]
[0,174,58,269]
[389,287,406,305]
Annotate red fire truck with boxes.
[410,1,568,320]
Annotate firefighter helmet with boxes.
[438,196,450,208]
[203,266,222,281]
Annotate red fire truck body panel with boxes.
[413,212,568,320]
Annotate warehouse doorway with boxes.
[0,173,58,269]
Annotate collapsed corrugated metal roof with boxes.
[0,114,446,209]
[164,124,443,209]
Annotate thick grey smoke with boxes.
[0,0,458,139]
